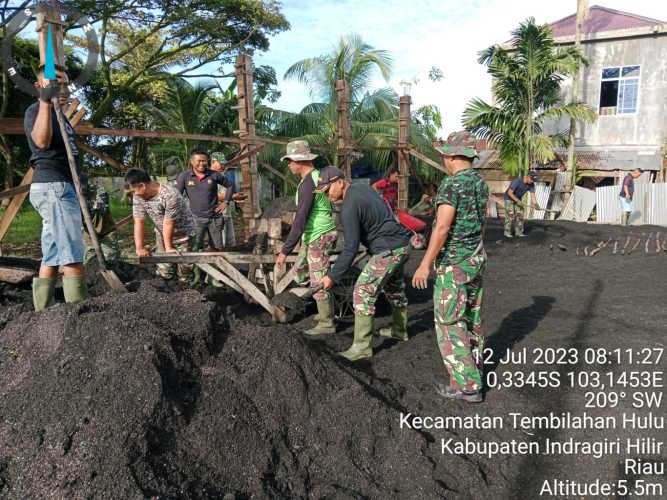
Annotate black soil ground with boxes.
[1,219,665,499]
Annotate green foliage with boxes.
[462,18,596,175]
[259,34,443,192]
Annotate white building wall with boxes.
[544,34,667,148]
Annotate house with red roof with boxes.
[542,5,667,177]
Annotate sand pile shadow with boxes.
[0,283,488,499]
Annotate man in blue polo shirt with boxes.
[175,150,244,250]
[503,171,538,238]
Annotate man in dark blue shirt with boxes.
[175,150,243,250]
[619,168,643,225]
[503,171,538,238]
[319,167,411,361]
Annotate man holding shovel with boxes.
[503,171,538,238]
[125,168,196,283]
[318,166,411,361]
[275,141,338,336]
[25,70,87,311]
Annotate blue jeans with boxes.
[29,182,85,267]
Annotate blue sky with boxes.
[253,0,667,135]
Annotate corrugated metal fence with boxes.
[596,183,667,226]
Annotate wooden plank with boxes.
[225,144,265,168]
[196,263,243,294]
[69,108,87,127]
[0,266,35,284]
[260,162,297,187]
[0,118,288,146]
[274,263,298,295]
[214,256,274,315]
[139,252,299,265]
[0,184,30,201]
[65,99,81,119]
[397,95,411,210]
[76,140,127,171]
[408,147,447,174]
[0,168,33,242]
[336,80,352,179]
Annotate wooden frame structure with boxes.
[0,51,447,247]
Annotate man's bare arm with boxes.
[30,101,54,149]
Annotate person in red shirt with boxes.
[372,168,400,211]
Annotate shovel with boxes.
[53,99,126,292]
[271,284,324,323]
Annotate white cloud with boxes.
[256,0,667,135]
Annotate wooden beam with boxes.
[76,140,127,171]
[397,95,411,210]
[336,80,352,180]
[139,252,299,265]
[214,256,274,316]
[0,117,290,148]
[408,147,447,174]
[0,184,30,201]
[0,168,33,242]
[236,54,261,239]
[0,266,35,284]
[225,144,265,169]
[196,263,243,294]
[260,162,297,187]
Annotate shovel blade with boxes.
[101,270,126,292]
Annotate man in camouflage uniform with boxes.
[319,166,412,361]
[81,173,120,263]
[125,168,196,283]
[275,141,338,335]
[503,171,538,237]
[413,131,489,403]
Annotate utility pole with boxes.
[567,0,589,194]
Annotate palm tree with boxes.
[257,34,443,190]
[142,78,234,169]
[462,18,596,175]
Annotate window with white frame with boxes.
[599,65,640,115]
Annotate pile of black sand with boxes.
[0,282,492,499]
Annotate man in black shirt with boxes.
[24,70,87,311]
[175,150,244,250]
[319,167,411,361]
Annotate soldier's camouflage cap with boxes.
[314,166,344,193]
[434,130,479,159]
[211,151,226,162]
[281,140,318,162]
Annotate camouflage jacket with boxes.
[435,168,488,267]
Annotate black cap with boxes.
[527,170,538,181]
[314,166,344,193]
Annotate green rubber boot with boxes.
[63,276,89,304]
[303,298,336,335]
[378,307,408,341]
[339,314,373,361]
[32,277,56,312]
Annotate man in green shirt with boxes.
[413,131,489,403]
[276,141,337,335]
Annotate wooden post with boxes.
[0,168,33,243]
[335,80,352,180]
[397,95,411,211]
[235,54,261,240]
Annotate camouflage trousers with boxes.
[353,245,409,316]
[434,252,486,392]
[157,236,194,283]
[84,232,120,264]
[503,200,524,235]
[293,231,337,301]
